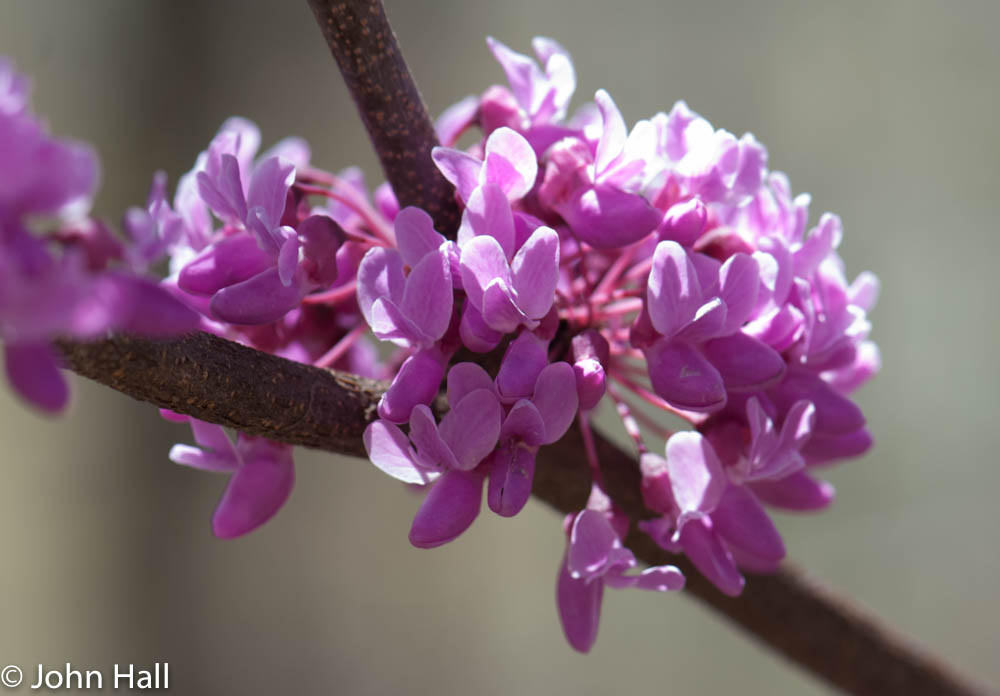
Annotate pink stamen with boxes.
[295,184,394,245]
[301,281,358,306]
[592,243,639,301]
[577,413,605,488]
[606,382,674,441]
[608,370,700,424]
[596,297,643,317]
[314,322,368,369]
[623,255,655,282]
[606,383,648,455]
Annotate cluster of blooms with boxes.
[1,59,384,539]
[361,37,878,651]
[1,36,878,654]
[0,58,201,411]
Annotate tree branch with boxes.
[306,0,461,234]
[58,333,379,457]
[57,332,989,696]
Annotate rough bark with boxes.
[58,333,378,456]
[306,0,461,235]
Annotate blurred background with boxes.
[1,1,998,693]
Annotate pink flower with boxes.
[170,418,295,539]
[558,487,684,652]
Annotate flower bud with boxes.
[657,198,706,246]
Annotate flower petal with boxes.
[770,370,865,436]
[458,301,504,353]
[246,156,295,231]
[531,362,579,444]
[458,184,516,258]
[594,89,627,175]
[370,297,426,346]
[644,339,726,412]
[794,213,842,277]
[499,399,547,446]
[486,36,544,114]
[482,127,537,201]
[750,470,835,511]
[94,273,201,336]
[632,565,686,592]
[197,154,246,222]
[556,552,604,653]
[277,235,300,287]
[395,206,446,268]
[711,485,785,564]
[210,267,306,325]
[357,247,405,326]
[446,362,496,405]
[376,349,446,424]
[4,341,68,413]
[665,431,727,522]
[431,146,482,202]
[435,94,479,146]
[481,278,529,332]
[573,358,606,411]
[658,198,706,246]
[510,226,559,319]
[717,253,759,334]
[409,469,483,548]
[647,241,703,337]
[486,442,537,517]
[190,419,237,456]
[439,388,502,470]
[212,443,294,539]
[496,331,549,400]
[407,404,459,471]
[533,37,575,103]
[178,233,273,296]
[298,214,344,287]
[363,419,429,485]
[400,248,453,342]
[568,510,623,578]
[459,234,512,310]
[556,184,660,249]
[678,518,745,596]
[779,399,816,453]
[168,444,237,473]
[675,297,727,343]
[802,427,873,465]
[703,332,786,393]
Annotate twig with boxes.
[56,332,990,696]
[306,0,461,235]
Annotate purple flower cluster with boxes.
[146,118,393,538]
[0,59,200,412]
[2,37,879,653]
[361,37,878,650]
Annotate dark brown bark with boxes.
[58,333,379,456]
[306,0,461,235]
[56,332,990,696]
